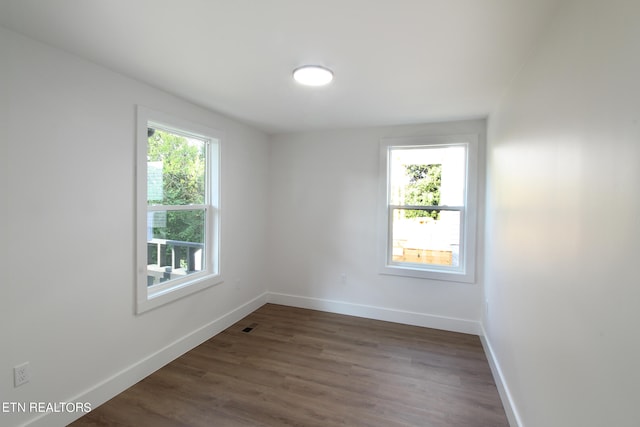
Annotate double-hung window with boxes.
[136,106,221,313]
[379,134,478,283]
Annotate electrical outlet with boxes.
[14,362,30,387]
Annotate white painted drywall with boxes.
[0,27,269,427]
[267,119,486,332]
[485,1,640,426]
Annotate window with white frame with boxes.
[136,106,222,313]
[379,134,478,283]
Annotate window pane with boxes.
[390,145,466,207]
[147,128,206,206]
[391,209,460,267]
[146,209,206,286]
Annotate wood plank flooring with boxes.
[70,304,508,426]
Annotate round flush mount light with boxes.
[293,65,334,86]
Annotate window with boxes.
[136,106,221,313]
[379,134,478,283]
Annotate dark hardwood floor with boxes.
[70,304,508,426]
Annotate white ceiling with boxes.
[0,0,560,134]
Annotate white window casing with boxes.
[378,134,478,283]
[136,106,222,313]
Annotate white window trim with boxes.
[378,134,478,283]
[136,106,223,313]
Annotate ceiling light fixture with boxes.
[293,65,334,86]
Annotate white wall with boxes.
[267,119,486,333]
[484,1,640,426]
[0,27,270,427]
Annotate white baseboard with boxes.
[479,325,522,427]
[266,292,481,335]
[29,292,268,427]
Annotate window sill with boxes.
[136,273,224,314]
[379,264,474,283]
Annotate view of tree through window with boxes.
[146,127,208,281]
[147,128,206,245]
[403,164,442,219]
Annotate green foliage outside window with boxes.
[148,128,206,245]
[403,164,442,219]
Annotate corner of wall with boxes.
[479,325,522,427]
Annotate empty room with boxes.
[1,1,638,426]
